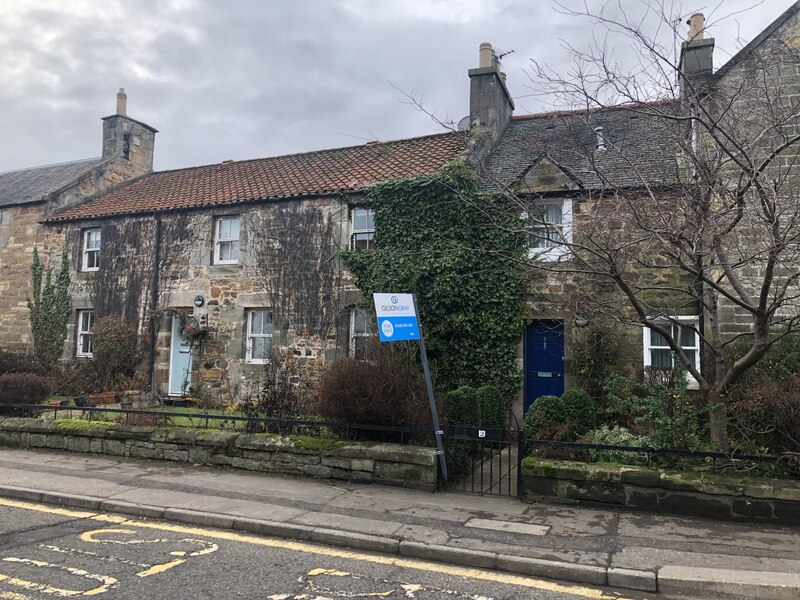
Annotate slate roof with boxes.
[482,101,683,192]
[50,132,467,222]
[0,158,105,208]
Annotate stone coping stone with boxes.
[526,459,587,481]
[522,459,800,504]
[194,431,239,447]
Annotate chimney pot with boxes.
[687,13,705,41]
[479,42,493,69]
[116,88,127,116]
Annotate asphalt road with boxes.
[0,500,653,600]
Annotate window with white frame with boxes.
[82,228,101,271]
[214,216,240,264]
[526,199,572,260]
[350,308,374,359]
[643,317,700,387]
[350,208,375,250]
[246,309,272,363]
[76,310,95,357]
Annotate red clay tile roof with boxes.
[49,132,466,221]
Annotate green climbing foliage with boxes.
[344,162,526,401]
[27,247,72,364]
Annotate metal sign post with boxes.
[373,293,447,481]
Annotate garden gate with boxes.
[443,424,524,497]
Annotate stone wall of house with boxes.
[0,417,438,491]
[0,203,66,352]
[56,196,364,398]
[710,9,800,340]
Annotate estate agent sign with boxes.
[372,293,420,342]
[372,292,447,481]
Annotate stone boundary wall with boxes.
[0,418,437,491]
[523,459,800,524]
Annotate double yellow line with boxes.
[0,497,634,599]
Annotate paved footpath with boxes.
[0,448,799,599]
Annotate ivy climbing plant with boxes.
[344,162,526,401]
[27,247,72,364]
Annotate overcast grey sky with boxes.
[0,0,791,172]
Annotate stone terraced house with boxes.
[2,3,799,418]
[45,132,467,398]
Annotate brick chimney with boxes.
[102,88,157,173]
[469,42,514,141]
[680,13,715,95]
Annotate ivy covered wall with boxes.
[345,162,527,400]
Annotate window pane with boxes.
[218,218,230,239]
[651,349,672,367]
[81,335,92,355]
[683,349,696,366]
[680,324,696,348]
[250,311,263,334]
[354,208,373,231]
[86,230,101,249]
[544,204,562,225]
[354,309,368,334]
[229,217,240,239]
[250,310,272,335]
[251,337,270,360]
[352,232,374,250]
[650,328,668,347]
[230,240,240,260]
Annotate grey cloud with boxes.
[0,0,792,173]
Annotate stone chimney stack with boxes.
[680,12,715,96]
[116,88,127,115]
[469,42,514,142]
[102,89,157,173]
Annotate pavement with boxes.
[0,448,799,600]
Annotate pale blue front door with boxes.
[168,316,192,396]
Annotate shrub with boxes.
[317,352,431,436]
[522,389,599,441]
[444,385,508,429]
[52,359,104,396]
[603,372,705,451]
[91,316,140,388]
[728,335,800,454]
[0,372,52,412]
[0,349,42,375]
[587,425,650,465]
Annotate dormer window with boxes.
[214,216,240,264]
[350,208,375,250]
[82,228,101,271]
[526,199,573,260]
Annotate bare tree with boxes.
[505,2,800,450]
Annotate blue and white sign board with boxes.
[373,293,420,342]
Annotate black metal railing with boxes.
[523,438,800,478]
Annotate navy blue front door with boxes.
[525,320,565,412]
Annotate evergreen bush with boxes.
[587,425,650,465]
[522,389,599,441]
[444,385,507,429]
